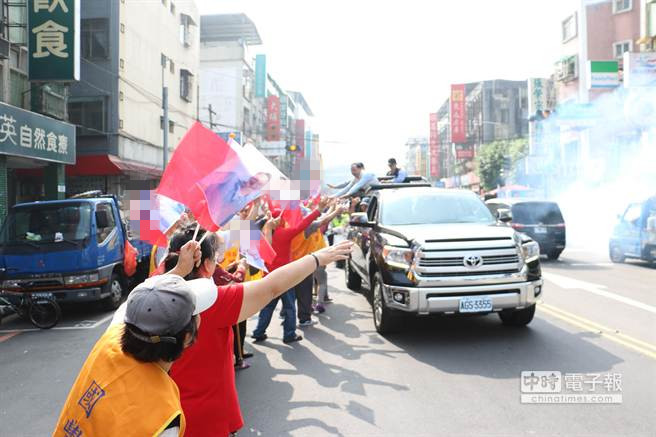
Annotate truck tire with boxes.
[547,250,562,260]
[345,258,361,291]
[609,244,625,263]
[499,304,536,326]
[102,272,124,311]
[371,273,401,335]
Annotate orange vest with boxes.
[53,324,186,437]
[291,230,327,261]
[220,246,240,270]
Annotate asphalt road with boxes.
[1,248,655,437]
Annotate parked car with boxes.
[486,199,566,260]
[609,196,656,265]
[345,184,543,335]
[0,193,152,311]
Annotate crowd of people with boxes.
[52,157,407,437]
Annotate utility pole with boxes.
[161,54,169,171]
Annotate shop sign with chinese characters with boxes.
[28,0,80,81]
[450,84,466,144]
[0,101,76,164]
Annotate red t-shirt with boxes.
[267,209,320,271]
[170,284,245,437]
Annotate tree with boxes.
[475,139,528,191]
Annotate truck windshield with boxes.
[0,203,92,245]
[381,193,495,225]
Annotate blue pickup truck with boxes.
[0,193,152,310]
[609,196,656,266]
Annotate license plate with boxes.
[534,226,547,234]
[459,296,493,313]
[32,292,53,299]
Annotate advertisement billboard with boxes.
[587,61,619,89]
[266,95,281,141]
[255,54,266,98]
[623,52,656,88]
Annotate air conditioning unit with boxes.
[0,37,10,59]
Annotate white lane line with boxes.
[543,272,656,315]
[566,263,614,267]
[0,313,114,334]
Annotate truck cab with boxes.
[609,196,656,265]
[0,194,151,310]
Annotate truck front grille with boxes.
[414,236,521,278]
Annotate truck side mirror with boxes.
[349,212,374,228]
[497,209,512,223]
[95,210,110,229]
[647,216,656,231]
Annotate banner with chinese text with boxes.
[429,113,440,178]
[450,84,466,144]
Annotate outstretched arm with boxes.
[238,241,353,322]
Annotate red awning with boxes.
[66,155,162,177]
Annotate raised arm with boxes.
[331,179,355,198]
[238,241,353,321]
[341,173,378,198]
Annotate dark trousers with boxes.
[232,320,247,361]
[296,274,314,323]
[253,289,297,340]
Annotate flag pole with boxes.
[197,229,210,245]
[192,223,200,241]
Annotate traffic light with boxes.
[286,144,302,154]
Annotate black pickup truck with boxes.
[345,184,543,335]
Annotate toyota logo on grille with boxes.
[463,254,484,268]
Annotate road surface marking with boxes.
[0,313,114,334]
[566,263,614,267]
[543,272,656,315]
[0,332,20,343]
[538,302,656,360]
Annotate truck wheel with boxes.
[499,304,536,326]
[371,273,400,335]
[547,250,562,260]
[102,272,124,311]
[609,244,625,263]
[345,259,361,291]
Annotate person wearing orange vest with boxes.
[53,241,208,437]
[291,201,347,326]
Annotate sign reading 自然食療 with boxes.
[28,0,80,81]
[0,101,76,164]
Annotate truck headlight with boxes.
[521,241,540,263]
[382,246,414,270]
[64,273,99,285]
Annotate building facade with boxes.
[66,0,200,196]
[0,0,77,218]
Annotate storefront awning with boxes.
[66,155,162,177]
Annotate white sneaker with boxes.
[298,319,317,328]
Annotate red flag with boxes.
[255,233,276,265]
[123,240,138,277]
[156,122,236,231]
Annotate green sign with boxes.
[28,0,80,81]
[0,101,76,164]
[587,61,619,89]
